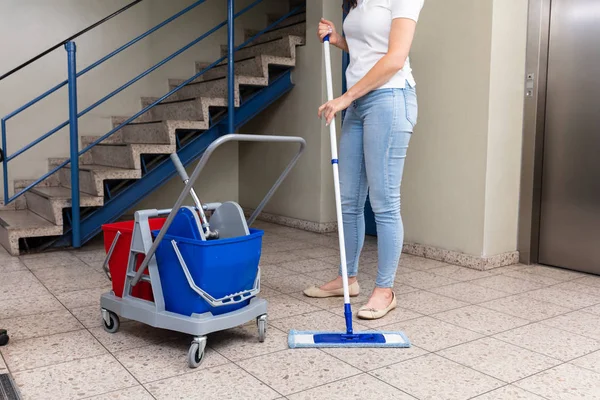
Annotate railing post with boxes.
[65,41,81,248]
[1,118,8,205]
[227,0,235,133]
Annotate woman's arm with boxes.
[319,18,417,125]
[318,18,349,53]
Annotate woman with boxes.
[303,0,424,320]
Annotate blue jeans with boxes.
[338,86,417,288]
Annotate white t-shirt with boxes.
[343,0,424,90]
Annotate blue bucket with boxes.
[153,228,264,317]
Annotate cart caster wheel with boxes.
[257,314,267,343]
[102,310,120,334]
[188,337,207,369]
[0,330,8,346]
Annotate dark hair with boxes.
[343,0,357,10]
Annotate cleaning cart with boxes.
[100,134,305,368]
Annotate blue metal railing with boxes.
[1,0,304,248]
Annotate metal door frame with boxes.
[518,0,552,264]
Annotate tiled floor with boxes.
[2,221,600,399]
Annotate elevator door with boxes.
[538,0,600,274]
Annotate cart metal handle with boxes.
[171,240,260,307]
[101,231,121,281]
[133,133,306,286]
[170,153,214,236]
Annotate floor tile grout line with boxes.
[465,383,553,400]
[431,334,565,368]
[367,298,597,365]
[230,358,288,398]
[490,333,600,364]
[364,352,509,397]
[363,370,421,400]
[136,360,282,398]
[25,275,148,392]
[278,370,366,399]
[321,343,431,375]
[6,283,147,394]
[0,328,109,375]
[423,303,600,360]
[79,384,157,400]
[418,314,600,389]
[501,359,580,393]
[561,350,600,375]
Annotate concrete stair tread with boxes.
[215,54,295,68]
[220,35,305,60]
[0,209,62,231]
[30,186,103,203]
[157,95,226,105]
[81,134,122,146]
[49,157,134,172]
[125,120,164,126]
[66,163,138,173]
[0,209,64,255]
[203,55,295,81]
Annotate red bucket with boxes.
[102,218,166,301]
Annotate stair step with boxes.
[170,76,267,104]
[123,120,208,144]
[202,55,295,81]
[135,97,206,123]
[245,21,306,45]
[199,57,262,79]
[0,210,63,255]
[80,132,124,147]
[141,97,226,125]
[26,186,103,225]
[90,143,176,169]
[60,164,142,196]
[220,35,305,60]
[31,186,104,206]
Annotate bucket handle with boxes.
[170,240,260,307]
[101,231,121,281]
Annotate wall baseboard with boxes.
[402,242,520,271]
[245,209,337,233]
[237,210,520,271]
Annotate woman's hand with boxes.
[318,18,341,45]
[318,94,353,126]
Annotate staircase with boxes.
[0,4,306,256]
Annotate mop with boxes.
[288,36,410,348]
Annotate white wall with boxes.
[0,0,153,198]
[400,0,494,256]
[239,0,341,227]
[403,0,527,258]
[482,0,528,256]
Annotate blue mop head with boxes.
[288,330,411,348]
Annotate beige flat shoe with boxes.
[303,281,360,298]
[357,292,397,320]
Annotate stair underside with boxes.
[0,15,306,256]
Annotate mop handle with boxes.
[169,153,211,231]
[323,36,351,313]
